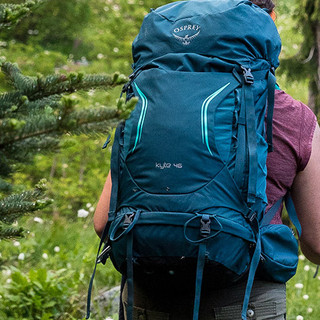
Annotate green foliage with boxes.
[277,0,320,112]
[287,256,320,319]
[0,0,45,28]
[0,0,90,54]
[0,267,82,319]
[0,216,121,319]
[0,1,129,240]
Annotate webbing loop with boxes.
[109,211,141,242]
[184,214,222,244]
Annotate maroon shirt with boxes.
[266,90,317,224]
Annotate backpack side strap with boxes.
[109,120,125,219]
[261,192,302,238]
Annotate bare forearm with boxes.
[300,241,320,265]
[94,172,112,237]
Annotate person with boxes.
[93,0,320,318]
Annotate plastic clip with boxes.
[123,213,135,229]
[200,215,211,238]
[241,66,254,85]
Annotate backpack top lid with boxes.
[132,0,281,71]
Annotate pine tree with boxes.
[0,1,135,240]
[280,0,320,114]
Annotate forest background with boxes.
[0,0,319,319]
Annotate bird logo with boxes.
[172,30,201,45]
[172,24,201,45]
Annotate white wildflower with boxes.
[304,265,310,271]
[299,255,305,261]
[294,283,304,289]
[42,253,48,260]
[18,253,25,260]
[34,217,44,224]
[113,47,119,53]
[86,203,92,208]
[13,241,20,247]
[296,316,304,320]
[54,246,60,253]
[89,206,95,212]
[303,294,309,300]
[307,307,313,313]
[97,53,104,59]
[6,279,12,284]
[78,209,89,218]
[2,269,11,276]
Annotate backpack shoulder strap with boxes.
[261,192,302,237]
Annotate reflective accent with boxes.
[132,83,148,152]
[201,83,231,155]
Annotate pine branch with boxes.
[0,0,45,28]
[60,106,118,129]
[1,62,127,102]
[68,119,120,136]
[0,177,12,192]
[0,223,24,239]
[0,179,52,223]
[3,135,61,161]
[0,91,23,117]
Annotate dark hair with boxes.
[250,0,275,13]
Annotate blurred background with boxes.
[0,0,319,319]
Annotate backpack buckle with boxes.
[241,66,254,85]
[200,215,211,238]
[123,213,135,229]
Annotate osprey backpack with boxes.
[87,1,301,319]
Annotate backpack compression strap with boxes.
[266,71,276,152]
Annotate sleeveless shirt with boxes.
[266,89,317,224]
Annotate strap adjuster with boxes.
[241,66,254,85]
[123,213,135,229]
[200,215,211,238]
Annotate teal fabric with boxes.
[103,1,288,320]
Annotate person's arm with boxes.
[291,123,320,264]
[94,172,112,238]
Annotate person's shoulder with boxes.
[274,89,315,121]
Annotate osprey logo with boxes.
[172,24,200,45]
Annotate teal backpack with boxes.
[87,1,301,319]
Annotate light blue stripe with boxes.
[137,87,148,142]
[202,82,231,155]
[132,83,147,152]
[201,94,213,143]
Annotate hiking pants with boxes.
[121,274,286,320]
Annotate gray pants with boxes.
[122,273,286,320]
